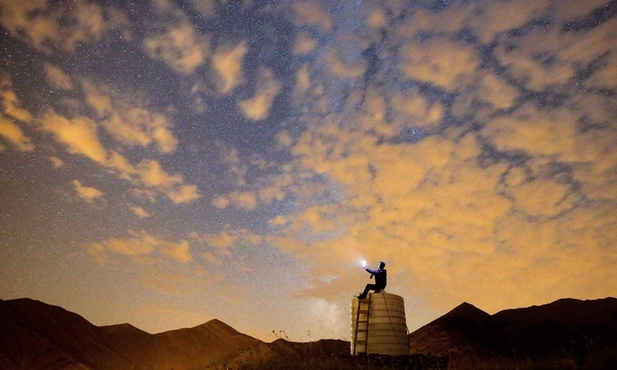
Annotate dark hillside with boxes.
[2,297,616,369]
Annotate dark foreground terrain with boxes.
[1,297,616,369]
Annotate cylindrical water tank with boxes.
[350,292,408,355]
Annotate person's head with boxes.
[378,261,386,269]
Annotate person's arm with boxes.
[364,266,378,274]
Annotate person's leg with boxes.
[358,284,377,299]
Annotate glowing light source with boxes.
[362,260,367,268]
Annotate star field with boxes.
[1,0,616,341]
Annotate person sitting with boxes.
[358,261,387,299]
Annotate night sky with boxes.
[1,0,616,342]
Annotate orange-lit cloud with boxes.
[238,67,282,121]
[143,19,210,75]
[400,38,479,89]
[81,80,178,154]
[49,156,64,168]
[89,230,193,264]
[0,116,35,152]
[212,42,248,94]
[39,110,109,163]
[293,1,332,32]
[293,32,318,55]
[325,48,367,79]
[44,63,74,91]
[38,109,199,204]
[0,0,129,53]
[131,206,151,218]
[0,74,34,123]
[71,180,104,203]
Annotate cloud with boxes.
[584,52,617,90]
[325,47,367,79]
[470,0,551,43]
[44,63,74,90]
[39,110,109,163]
[106,108,178,154]
[71,180,104,203]
[193,228,263,249]
[38,109,199,204]
[198,7,617,324]
[400,37,479,90]
[190,228,264,266]
[0,74,34,123]
[366,6,388,29]
[131,206,151,218]
[165,183,201,204]
[494,28,576,91]
[293,1,332,32]
[295,64,312,94]
[211,144,288,209]
[212,42,247,94]
[138,269,210,297]
[481,104,580,161]
[49,157,64,168]
[0,116,35,152]
[389,89,444,131]
[0,0,130,53]
[212,196,230,209]
[292,32,318,55]
[476,73,520,110]
[143,19,210,75]
[238,67,282,121]
[133,160,201,204]
[213,191,258,210]
[164,240,192,263]
[217,145,248,187]
[220,16,617,328]
[81,80,178,154]
[188,0,216,18]
[260,106,614,321]
[89,230,193,264]
[506,177,579,218]
[395,0,551,44]
[493,8,617,92]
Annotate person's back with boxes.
[374,268,387,289]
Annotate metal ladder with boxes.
[353,296,371,355]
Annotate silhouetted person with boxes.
[358,261,387,299]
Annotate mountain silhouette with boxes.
[408,297,617,368]
[408,302,506,358]
[0,298,131,369]
[492,297,617,358]
[0,298,348,369]
[0,298,262,369]
[1,297,616,369]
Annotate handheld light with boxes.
[362,260,367,268]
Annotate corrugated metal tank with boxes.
[350,292,408,355]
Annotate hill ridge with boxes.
[408,297,617,368]
[2,297,616,369]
